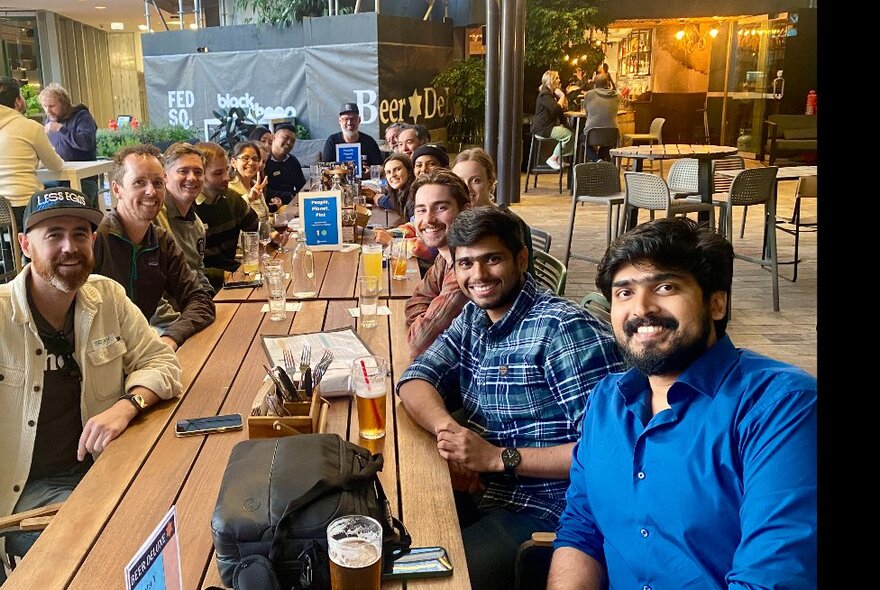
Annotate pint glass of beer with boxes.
[351,355,387,439]
[327,515,383,590]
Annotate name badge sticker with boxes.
[91,334,120,350]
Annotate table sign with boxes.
[124,505,182,590]
[298,190,344,251]
[335,143,363,177]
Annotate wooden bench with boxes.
[757,114,818,166]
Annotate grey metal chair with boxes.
[717,166,781,311]
[622,117,666,173]
[1,195,23,283]
[711,155,747,236]
[775,174,817,282]
[529,226,552,253]
[533,250,567,295]
[563,162,625,267]
[623,171,716,232]
[524,135,566,194]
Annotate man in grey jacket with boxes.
[0,188,181,580]
[581,73,621,162]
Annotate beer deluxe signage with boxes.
[298,191,343,251]
[124,506,182,590]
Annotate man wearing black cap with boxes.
[0,188,181,576]
[321,102,384,166]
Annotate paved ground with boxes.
[505,161,817,376]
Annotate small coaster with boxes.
[341,243,361,253]
[347,306,392,318]
[260,302,304,313]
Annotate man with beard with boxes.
[548,218,817,589]
[0,188,181,579]
[403,169,471,357]
[398,207,623,590]
[191,141,261,292]
[321,102,384,166]
[93,144,215,352]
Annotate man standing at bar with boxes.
[398,207,623,590]
[548,218,817,589]
[93,144,215,351]
[0,188,181,580]
[321,102,384,166]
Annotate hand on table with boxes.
[435,420,501,474]
[160,335,178,351]
[77,401,138,460]
[373,229,393,246]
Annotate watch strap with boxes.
[120,392,146,413]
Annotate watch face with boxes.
[132,394,147,409]
[502,448,521,468]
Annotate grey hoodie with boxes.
[582,87,622,131]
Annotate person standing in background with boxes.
[0,76,64,233]
[531,70,572,171]
[38,83,100,205]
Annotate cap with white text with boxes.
[22,188,105,232]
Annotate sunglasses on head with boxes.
[44,332,82,382]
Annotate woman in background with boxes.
[228,140,270,221]
[531,69,572,171]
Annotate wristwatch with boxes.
[120,392,147,413]
[501,447,521,477]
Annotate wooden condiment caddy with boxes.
[247,379,329,439]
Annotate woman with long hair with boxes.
[370,152,414,220]
[531,69,573,170]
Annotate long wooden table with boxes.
[5,298,470,589]
[214,248,422,303]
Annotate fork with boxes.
[299,343,312,375]
[312,350,335,387]
[282,345,297,377]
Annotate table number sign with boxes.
[298,190,344,250]
[124,505,182,590]
[335,142,362,177]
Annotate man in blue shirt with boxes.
[397,207,623,590]
[548,217,817,589]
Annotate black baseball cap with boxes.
[23,187,105,232]
[411,144,449,168]
[339,102,359,116]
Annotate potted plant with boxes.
[432,58,486,151]
[209,107,259,152]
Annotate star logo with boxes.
[408,89,423,123]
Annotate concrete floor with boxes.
[505,160,817,376]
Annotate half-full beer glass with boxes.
[351,355,387,439]
[327,515,382,590]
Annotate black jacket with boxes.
[531,89,567,138]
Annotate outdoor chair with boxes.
[580,291,612,326]
[525,135,566,194]
[775,174,817,282]
[714,166,780,311]
[529,226,552,253]
[582,126,620,164]
[533,250,567,295]
[711,155,747,235]
[622,117,665,172]
[1,196,23,283]
[623,171,715,232]
[666,158,701,199]
[563,162,625,267]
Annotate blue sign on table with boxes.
[124,505,182,590]
[335,143,362,177]
[298,190,343,251]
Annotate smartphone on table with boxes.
[175,413,243,437]
[382,546,453,580]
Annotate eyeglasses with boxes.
[340,116,359,123]
[44,332,82,382]
[236,155,260,163]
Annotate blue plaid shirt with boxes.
[398,276,624,523]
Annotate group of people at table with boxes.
[1,83,816,589]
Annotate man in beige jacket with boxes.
[0,188,181,580]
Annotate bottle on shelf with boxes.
[290,234,317,299]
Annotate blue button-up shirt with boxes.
[398,276,624,523]
[555,335,817,588]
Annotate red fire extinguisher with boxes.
[805,90,817,115]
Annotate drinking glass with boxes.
[389,238,407,281]
[258,221,272,261]
[240,231,260,276]
[358,276,379,329]
[361,244,383,284]
[264,268,287,321]
[327,515,382,590]
[350,355,387,439]
[272,212,290,252]
[369,165,382,182]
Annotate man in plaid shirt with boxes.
[397,207,624,590]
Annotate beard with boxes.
[618,309,712,376]
[32,251,94,294]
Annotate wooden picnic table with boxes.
[5,303,470,588]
